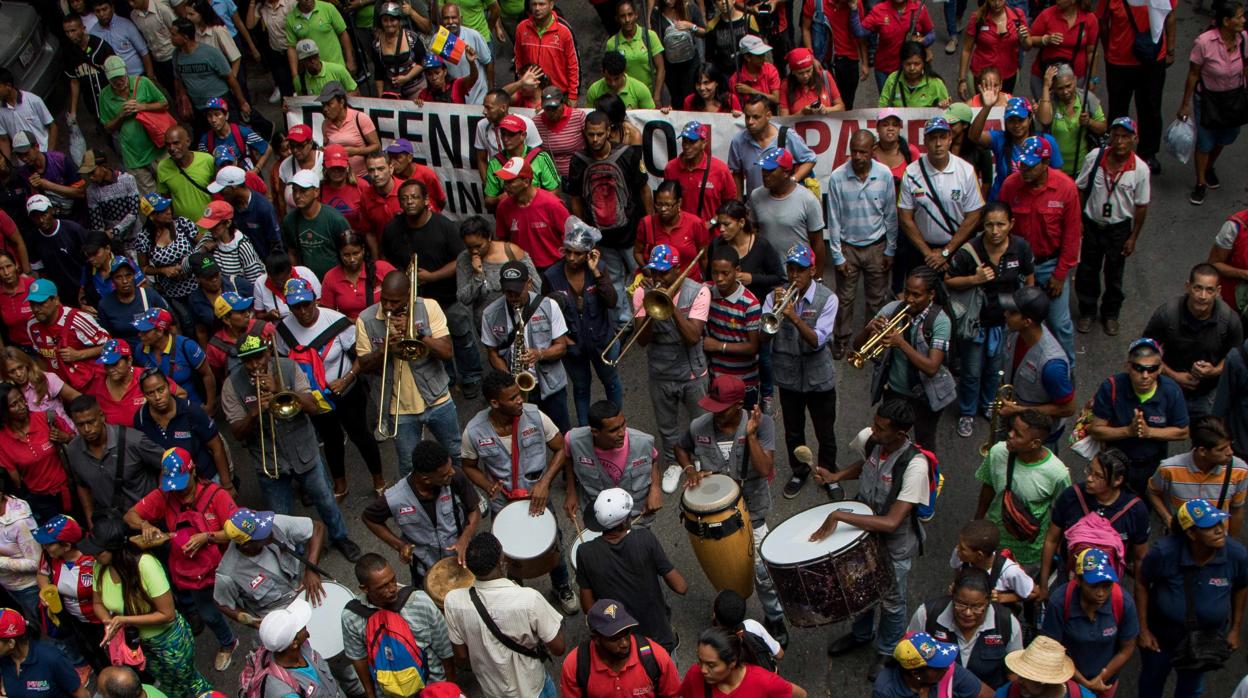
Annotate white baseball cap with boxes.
[290,169,321,189]
[739,35,773,55]
[594,488,633,529]
[259,598,312,652]
[25,195,51,213]
[207,165,247,193]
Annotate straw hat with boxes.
[1004,637,1075,684]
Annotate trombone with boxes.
[255,357,302,479]
[847,303,912,369]
[762,281,801,334]
[602,248,706,367]
[377,255,429,439]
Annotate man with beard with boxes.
[559,599,682,697]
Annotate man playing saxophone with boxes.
[997,287,1077,447]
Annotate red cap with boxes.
[499,115,527,134]
[698,375,747,412]
[786,47,815,71]
[0,609,25,638]
[196,200,235,229]
[287,124,314,143]
[323,144,349,169]
[495,156,534,181]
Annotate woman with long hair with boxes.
[635,181,710,282]
[86,516,211,698]
[779,48,845,115]
[873,108,922,188]
[186,0,243,79]
[0,347,80,430]
[680,627,808,696]
[455,216,539,323]
[879,41,951,108]
[708,200,785,303]
[0,382,74,522]
[651,0,706,106]
[372,1,427,99]
[321,230,396,321]
[956,0,1028,98]
[684,64,743,113]
[136,194,201,337]
[0,252,34,352]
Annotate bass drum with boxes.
[302,581,356,658]
[493,500,559,579]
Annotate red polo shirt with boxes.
[0,410,72,497]
[515,12,580,101]
[998,168,1082,281]
[804,0,868,60]
[496,188,571,268]
[779,67,843,113]
[359,179,405,241]
[398,164,448,214]
[663,153,736,222]
[729,62,781,98]
[637,211,711,282]
[320,260,397,320]
[87,367,182,427]
[28,306,109,391]
[558,637,682,698]
[320,181,364,232]
[133,481,237,535]
[967,7,1027,78]
[861,1,934,73]
[1097,0,1174,66]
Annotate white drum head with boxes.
[570,529,602,571]
[494,501,557,560]
[681,473,741,513]
[760,501,872,566]
[303,581,355,658]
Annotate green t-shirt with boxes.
[457,0,493,40]
[285,1,349,66]
[975,443,1072,566]
[884,307,952,397]
[354,1,375,29]
[156,151,215,223]
[1050,94,1105,176]
[297,60,359,96]
[878,73,950,109]
[283,204,351,277]
[97,76,166,169]
[143,685,169,698]
[604,29,664,90]
[96,553,172,640]
[498,0,524,20]
[483,147,563,198]
[586,75,656,111]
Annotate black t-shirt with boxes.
[1049,483,1150,564]
[1143,296,1244,395]
[64,35,117,106]
[948,235,1035,328]
[563,145,649,249]
[362,470,480,525]
[574,528,676,648]
[379,212,465,306]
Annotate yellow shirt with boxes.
[355,299,450,415]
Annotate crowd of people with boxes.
[0,0,1247,696]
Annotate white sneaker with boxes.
[661,464,683,494]
[555,586,580,615]
[268,87,282,104]
[945,37,958,54]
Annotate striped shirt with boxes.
[824,159,899,266]
[1150,451,1248,513]
[533,108,587,177]
[707,282,761,386]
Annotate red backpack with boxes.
[573,147,630,232]
[166,483,227,590]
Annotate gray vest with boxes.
[359,300,452,408]
[216,544,302,615]
[858,439,924,560]
[646,278,708,381]
[261,645,345,698]
[1004,326,1069,406]
[463,404,548,512]
[870,301,958,410]
[384,476,463,575]
[770,283,837,393]
[565,427,654,524]
[687,412,771,525]
[227,358,319,475]
[481,292,568,399]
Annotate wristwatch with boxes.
[940,248,950,259]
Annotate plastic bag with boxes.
[66,115,86,169]
[1164,117,1196,165]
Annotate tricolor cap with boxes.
[894,631,958,670]
[96,338,132,366]
[25,278,57,304]
[786,47,815,71]
[224,508,276,543]
[1004,96,1032,120]
[214,291,254,319]
[203,96,229,112]
[284,278,316,305]
[133,307,173,332]
[25,194,52,213]
[196,200,235,228]
[290,169,321,189]
[1074,548,1118,584]
[159,447,195,492]
[32,515,84,546]
[287,124,314,144]
[680,121,708,141]
[108,255,138,277]
[499,114,527,134]
[756,146,794,171]
[645,244,679,272]
[593,488,633,529]
[211,145,240,168]
[140,192,172,215]
[0,609,26,639]
[236,333,272,359]
[587,598,639,636]
[923,117,951,135]
[322,144,350,169]
[208,165,246,193]
[1015,136,1052,167]
[1110,116,1136,133]
[384,139,415,156]
[1177,498,1230,530]
[495,156,533,181]
[423,53,446,69]
[785,243,815,268]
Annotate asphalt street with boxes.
[185,0,1248,694]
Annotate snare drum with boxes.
[680,473,754,598]
[424,557,476,609]
[493,500,559,579]
[569,529,602,572]
[302,581,355,658]
[760,501,893,627]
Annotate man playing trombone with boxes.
[220,333,363,562]
[762,244,840,501]
[355,269,461,478]
[480,261,572,432]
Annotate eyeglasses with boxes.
[953,601,988,614]
[1130,362,1161,374]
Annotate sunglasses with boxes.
[1130,362,1161,374]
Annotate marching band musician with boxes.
[559,400,662,531]
[460,371,580,614]
[214,508,327,626]
[633,245,712,495]
[675,375,787,648]
[220,334,363,562]
[480,261,572,433]
[762,243,840,502]
[355,270,461,478]
[997,287,1077,444]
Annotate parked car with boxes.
[0,2,60,102]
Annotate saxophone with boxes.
[510,304,537,394]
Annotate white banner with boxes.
[287,99,1005,219]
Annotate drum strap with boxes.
[510,416,521,495]
[682,509,746,540]
[275,540,339,583]
[468,587,550,661]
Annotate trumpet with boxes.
[511,304,537,394]
[848,303,911,369]
[255,358,302,479]
[377,255,428,439]
[981,370,1016,456]
[762,281,801,334]
[601,247,706,367]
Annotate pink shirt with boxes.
[632,284,711,321]
[322,108,377,178]
[574,431,660,485]
[1191,29,1248,92]
[23,374,73,434]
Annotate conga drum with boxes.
[493,500,559,579]
[424,557,475,609]
[302,581,356,658]
[680,473,754,598]
[760,501,894,628]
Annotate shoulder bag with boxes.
[467,587,550,661]
[1171,567,1232,672]
[1198,35,1248,130]
[1000,452,1043,541]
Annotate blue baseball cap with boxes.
[423,53,445,69]
[1178,498,1231,530]
[224,508,276,543]
[645,244,679,272]
[214,291,254,319]
[923,116,951,135]
[212,144,241,168]
[756,146,794,171]
[96,338,133,366]
[108,256,138,276]
[1074,549,1119,584]
[25,278,57,304]
[785,243,815,268]
[1015,136,1052,168]
[133,307,173,333]
[141,192,172,215]
[894,631,958,670]
[203,96,229,112]
[1004,96,1031,120]
[680,121,708,141]
[159,447,195,492]
[1110,116,1136,133]
[32,515,84,546]
[284,278,316,305]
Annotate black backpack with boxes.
[574,635,662,694]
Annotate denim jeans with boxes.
[563,348,624,426]
[600,247,639,327]
[539,674,558,698]
[255,458,350,541]
[943,0,969,37]
[445,302,484,387]
[850,556,912,656]
[393,400,463,478]
[875,69,890,92]
[752,523,785,621]
[1033,259,1076,368]
[176,586,236,649]
[1138,645,1207,698]
[758,342,774,400]
[958,330,1006,417]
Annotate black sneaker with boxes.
[782,474,808,499]
[1191,184,1208,205]
[824,482,844,502]
[333,537,363,563]
[460,381,481,400]
[1207,167,1221,189]
[827,632,871,656]
[763,616,789,650]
